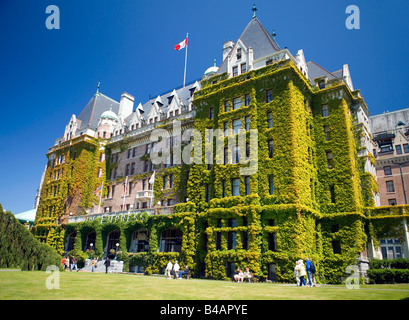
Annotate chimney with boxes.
[223,40,234,61]
[118,92,134,120]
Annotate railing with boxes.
[135,190,154,199]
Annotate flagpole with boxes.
[183,33,188,87]
[98,181,104,214]
[122,176,128,211]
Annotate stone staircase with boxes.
[81,258,124,273]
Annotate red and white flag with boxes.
[175,37,188,50]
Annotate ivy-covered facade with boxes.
[33,13,409,283]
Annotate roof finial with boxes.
[252,4,257,18]
[96,81,100,93]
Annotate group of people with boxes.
[234,267,253,282]
[165,260,190,279]
[294,258,316,287]
[61,256,79,272]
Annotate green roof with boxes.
[13,209,36,223]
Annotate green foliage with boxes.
[0,207,61,270]
[367,269,409,284]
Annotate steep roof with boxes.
[217,16,280,74]
[306,61,337,84]
[77,92,120,130]
[124,81,199,124]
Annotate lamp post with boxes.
[89,243,93,259]
[115,243,119,260]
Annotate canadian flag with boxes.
[175,37,188,50]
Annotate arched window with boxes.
[106,230,121,253]
[65,232,76,252]
[159,228,183,252]
[84,232,96,251]
[129,228,149,253]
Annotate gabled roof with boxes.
[217,16,281,74]
[306,61,337,84]
[124,82,199,124]
[77,92,120,130]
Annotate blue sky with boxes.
[1,0,409,214]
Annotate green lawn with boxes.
[1,270,409,300]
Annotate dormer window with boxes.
[232,66,238,77]
[236,48,242,60]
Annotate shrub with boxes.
[367,269,409,284]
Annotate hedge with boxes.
[0,205,62,271]
[367,269,409,284]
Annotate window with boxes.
[244,116,250,131]
[133,147,138,157]
[146,144,151,154]
[224,121,229,136]
[266,89,272,103]
[244,94,250,106]
[111,185,115,197]
[224,147,228,165]
[321,104,329,117]
[236,48,242,60]
[332,240,341,254]
[330,185,336,203]
[224,100,229,112]
[384,166,392,176]
[232,119,242,135]
[222,180,226,198]
[209,107,214,119]
[269,175,275,195]
[388,198,397,205]
[245,176,250,195]
[228,231,237,250]
[205,184,210,202]
[232,178,240,196]
[232,145,240,164]
[324,125,331,141]
[396,145,402,154]
[404,144,409,153]
[125,164,130,176]
[232,66,238,77]
[169,175,174,188]
[386,181,395,192]
[268,140,274,158]
[127,149,132,158]
[380,238,402,260]
[266,59,273,66]
[233,97,242,110]
[159,228,183,253]
[326,151,334,169]
[241,63,247,74]
[268,233,276,251]
[267,112,273,128]
[319,80,326,89]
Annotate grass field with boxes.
[1,270,409,300]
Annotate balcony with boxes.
[135,190,154,200]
